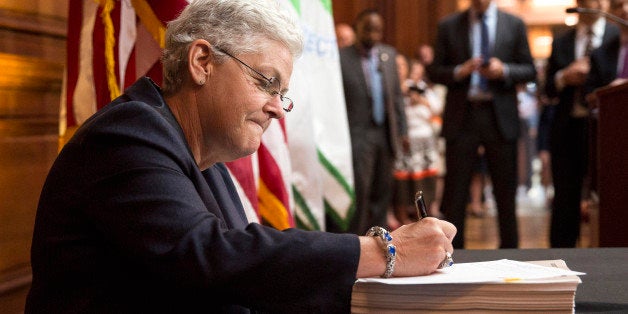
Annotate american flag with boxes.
[63,0,296,229]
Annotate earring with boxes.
[199,78,205,85]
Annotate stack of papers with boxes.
[352,259,584,313]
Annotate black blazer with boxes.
[586,33,622,95]
[430,9,536,141]
[26,78,360,313]
[545,23,619,143]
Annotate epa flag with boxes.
[280,0,355,231]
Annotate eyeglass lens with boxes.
[217,47,293,112]
[266,77,293,112]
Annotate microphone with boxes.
[565,7,583,14]
[565,7,628,28]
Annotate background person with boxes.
[545,0,619,248]
[393,60,443,225]
[414,44,449,218]
[335,22,356,48]
[337,9,409,234]
[586,0,628,95]
[429,0,536,249]
[406,60,444,211]
[25,1,456,312]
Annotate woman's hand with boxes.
[357,218,456,278]
[391,218,456,276]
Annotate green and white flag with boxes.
[280,0,355,231]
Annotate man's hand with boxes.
[455,57,484,80]
[478,57,505,80]
[562,57,590,86]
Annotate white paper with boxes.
[357,259,585,285]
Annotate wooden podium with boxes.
[593,81,628,247]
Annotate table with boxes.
[456,248,628,313]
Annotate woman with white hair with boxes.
[26,1,456,312]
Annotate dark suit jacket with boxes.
[339,43,407,156]
[26,78,359,313]
[545,23,619,141]
[429,9,536,141]
[586,33,622,95]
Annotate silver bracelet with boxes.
[366,226,396,278]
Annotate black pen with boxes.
[414,190,429,220]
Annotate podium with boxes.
[593,81,628,247]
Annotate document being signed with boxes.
[357,259,585,284]
[352,260,584,313]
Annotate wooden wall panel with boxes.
[331,0,458,59]
[0,1,67,312]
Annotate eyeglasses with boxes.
[215,48,293,112]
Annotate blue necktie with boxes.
[369,51,385,125]
[479,12,490,91]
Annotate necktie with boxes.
[369,51,385,125]
[584,27,594,57]
[572,28,594,117]
[479,12,490,91]
[619,43,628,78]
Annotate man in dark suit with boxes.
[337,9,408,234]
[545,0,620,248]
[586,0,627,94]
[429,0,536,248]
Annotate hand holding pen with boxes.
[414,190,454,268]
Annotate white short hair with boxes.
[162,0,303,94]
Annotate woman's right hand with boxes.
[391,218,456,276]
[356,218,456,278]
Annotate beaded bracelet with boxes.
[366,226,396,278]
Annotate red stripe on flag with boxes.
[145,0,188,23]
[145,61,163,86]
[258,143,294,227]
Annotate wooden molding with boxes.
[0,8,66,38]
[0,53,63,90]
[0,265,31,296]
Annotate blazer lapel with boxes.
[566,30,577,62]
[349,46,370,97]
[126,78,247,230]
[461,10,473,61]
[203,164,249,230]
[487,11,511,61]
[601,23,620,45]
[376,44,392,98]
[493,11,503,59]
